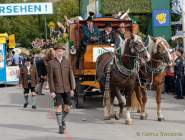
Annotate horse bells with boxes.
[70,47,77,55]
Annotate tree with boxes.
[0,0,79,49]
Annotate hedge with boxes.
[101,0,151,14]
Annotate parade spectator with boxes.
[19,58,39,109]
[164,65,175,94]
[48,43,75,134]
[11,51,23,66]
[35,48,55,95]
[174,48,184,99]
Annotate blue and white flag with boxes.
[172,0,182,14]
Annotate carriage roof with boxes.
[78,17,133,28]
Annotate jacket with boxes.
[19,65,38,88]
[47,58,75,93]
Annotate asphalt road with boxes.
[0,85,185,140]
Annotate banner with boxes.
[172,0,182,14]
[0,2,53,16]
[0,44,5,68]
[153,9,170,27]
[6,66,19,82]
[0,37,6,44]
[93,47,114,62]
[8,34,16,48]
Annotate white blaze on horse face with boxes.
[137,39,150,62]
[145,49,151,62]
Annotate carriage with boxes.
[69,17,133,108]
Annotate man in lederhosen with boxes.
[48,42,75,134]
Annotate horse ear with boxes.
[151,37,157,43]
[145,35,153,47]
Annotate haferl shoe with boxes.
[62,121,66,129]
[175,96,184,99]
[23,103,28,108]
[59,126,65,134]
[37,93,45,96]
[32,105,37,109]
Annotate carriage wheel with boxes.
[75,78,84,108]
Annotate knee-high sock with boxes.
[31,95,36,106]
[24,95,28,104]
[56,112,62,127]
[61,110,68,124]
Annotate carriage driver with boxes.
[48,43,75,134]
[81,16,100,47]
[76,15,100,67]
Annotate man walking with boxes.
[19,58,38,109]
[48,43,75,134]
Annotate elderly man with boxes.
[48,43,75,134]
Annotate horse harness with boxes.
[137,58,167,89]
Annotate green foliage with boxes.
[52,0,80,22]
[101,0,151,15]
[32,48,42,54]
[0,0,79,49]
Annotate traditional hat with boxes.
[25,57,32,62]
[105,22,112,27]
[53,42,66,50]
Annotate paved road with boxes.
[0,85,185,140]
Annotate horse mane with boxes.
[147,36,172,62]
[122,34,143,55]
[155,37,170,49]
[146,35,156,55]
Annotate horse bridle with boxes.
[137,40,169,88]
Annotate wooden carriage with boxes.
[69,17,133,107]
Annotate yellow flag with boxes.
[9,34,16,48]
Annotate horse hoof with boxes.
[158,117,165,121]
[137,109,141,113]
[125,119,133,125]
[104,116,111,120]
[115,114,120,120]
[140,116,145,120]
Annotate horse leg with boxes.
[125,90,133,125]
[135,86,145,119]
[115,87,125,120]
[140,87,148,120]
[110,93,116,119]
[156,84,165,121]
[104,89,115,120]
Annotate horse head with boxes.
[122,35,150,64]
[146,36,172,65]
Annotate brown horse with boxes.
[96,35,150,124]
[134,36,173,121]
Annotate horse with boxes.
[96,35,150,124]
[133,36,173,121]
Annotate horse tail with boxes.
[131,91,141,112]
